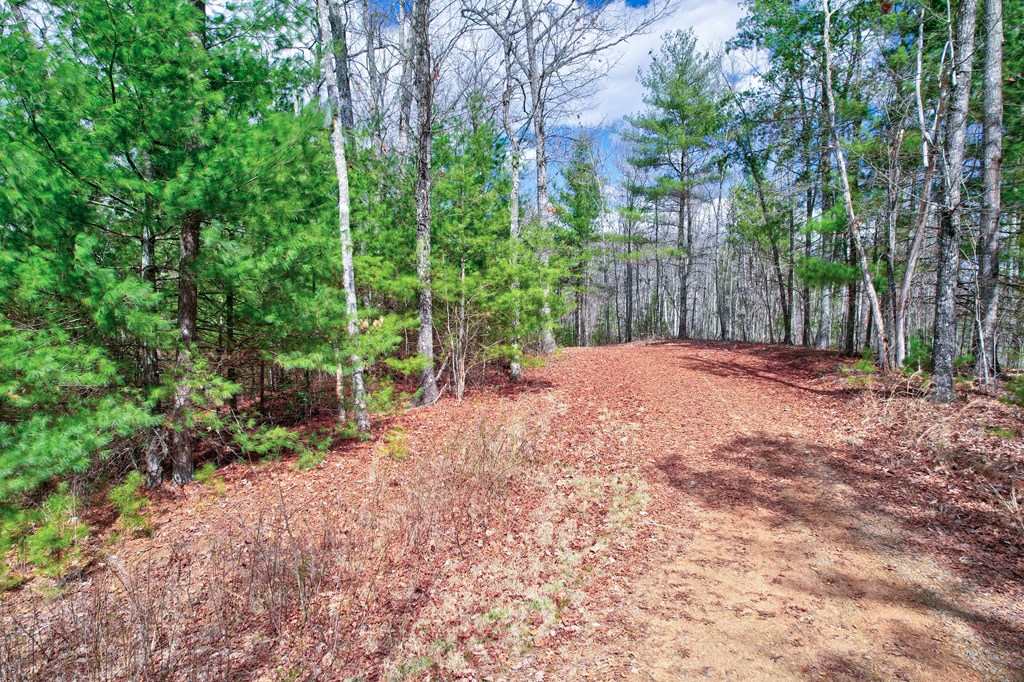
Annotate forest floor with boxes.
[6,340,1024,681]
[534,341,1024,681]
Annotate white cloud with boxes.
[574,0,745,127]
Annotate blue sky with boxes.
[576,0,744,127]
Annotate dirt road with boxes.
[63,340,1020,681]
[521,341,1023,681]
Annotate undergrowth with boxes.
[0,417,540,681]
[194,462,228,494]
[108,471,152,537]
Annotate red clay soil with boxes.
[14,340,1024,681]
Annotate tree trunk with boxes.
[411,0,440,406]
[802,183,813,346]
[654,201,662,337]
[318,0,370,433]
[522,0,556,354]
[897,7,947,366]
[976,0,1003,383]
[361,0,382,143]
[931,0,978,401]
[823,0,891,369]
[326,1,354,131]
[625,218,634,342]
[168,0,207,486]
[676,152,688,340]
[140,190,160,393]
[171,209,201,485]
[397,2,414,158]
[501,40,524,380]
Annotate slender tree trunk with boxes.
[327,2,354,131]
[897,8,947,366]
[170,210,201,485]
[361,0,382,143]
[140,193,160,391]
[769,233,792,345]
[501,41,524,380]
[318,0,370,432]
[816,131,833,350]
[676,152,688,339]
[168,0,207,486]
[226,285,237,414]
[884,126,904,366]
[976,0,1004,383]
[823,0,891,369]
[141,183,163,487]
[843,241,858,356]
[801,172,814,345]
[931,0,978,401]
[411,0,439,406]
[397,2,414,158]
[626,218,634,342]
[654,201,662,337]
[613,247,621,342]
[522,0,556,354]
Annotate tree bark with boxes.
[411,0,440,406]
[896,7,947,366]
[676,150,688,339]
[361,0,382,143]
[326,1,354,131]
[318,0,370,433]
[976,0,1003,383]
[931,0,978,401]
[522,0,556,354]
[168,0,207,486]
[501,38,524,381]
[397,1,414,158]
[823,0,891,369]
[171,209,201,485]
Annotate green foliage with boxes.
[954,354,975,374]
[429,96,551,378]
[381,427,409,462]
[853,348,877,375]
[294,449,328,471]
[554,137,604,259]
[986,426,1017,439]
[108,471,152,536]
[903,334,933,373]
[194,462,227,494]
[23,486,90,579]
[0,322,157,501]
[0,0,322,508]
[627,29,725,168]
[520,355,548,370]
[1004,374,1024,406]
[796,256,859,289]
[233,422,306,462]
[366,378,411,417]
[294,431,332,471]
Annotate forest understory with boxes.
[2,341,1022,681]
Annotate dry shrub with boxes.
[0,417,532,681]
[855,389,1024,545]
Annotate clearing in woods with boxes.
[498,341,1023,681]
[61,341,1023,681]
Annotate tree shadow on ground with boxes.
[648,339,858,398]
[657,432,1024,680]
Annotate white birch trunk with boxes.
[318,0,370,433]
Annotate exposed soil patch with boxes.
[540,340,1024,681]
[3,341,1022,681]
